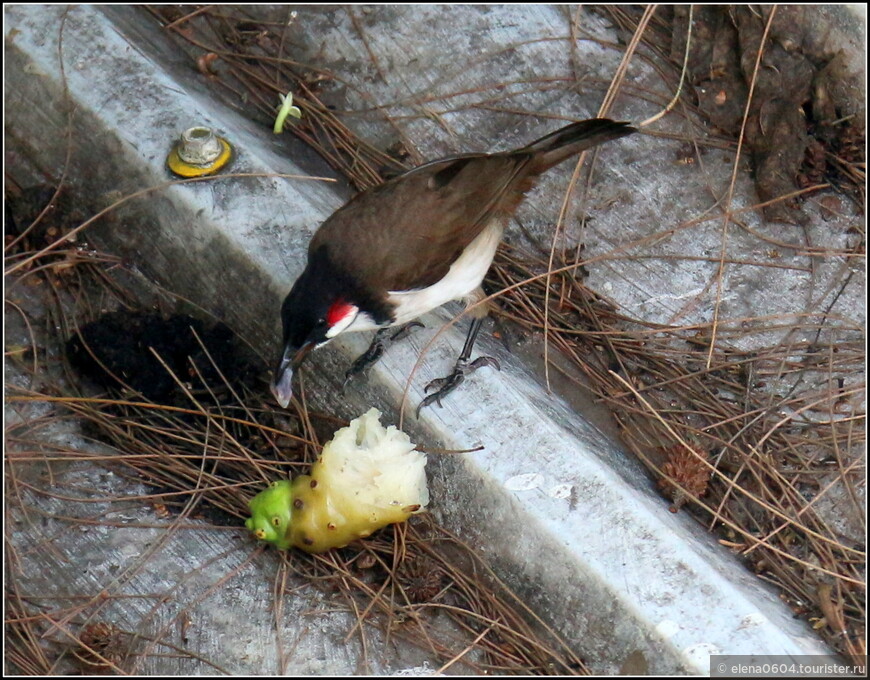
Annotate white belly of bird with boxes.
[386,221,503,326]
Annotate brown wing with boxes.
[310,152,531,292]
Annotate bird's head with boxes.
[271,271,360,408]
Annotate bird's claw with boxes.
[389,320,424,342]
[343,322,426,391]
[416,355,500,418]
[469,355,500,372]
[343,343,385,390]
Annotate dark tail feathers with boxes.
[522,118,636,171]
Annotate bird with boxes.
[271,118,636,412]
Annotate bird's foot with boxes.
[387,321,425,343]
[415,355,500,418]
[343,341,386,388]
[343,322,425,388]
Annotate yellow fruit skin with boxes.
[288,463,417,553]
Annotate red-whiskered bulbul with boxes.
[272,118,636,411]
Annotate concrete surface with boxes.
[6,4,861,675]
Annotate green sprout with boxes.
[274,92,302,134]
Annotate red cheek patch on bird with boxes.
[326,300,355,329]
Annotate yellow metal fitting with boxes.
[167,127,232,177]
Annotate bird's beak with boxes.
[270,342,315,409]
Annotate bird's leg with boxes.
[416,315,500,417]
[344,321,424,387]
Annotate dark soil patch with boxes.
[66,310,263,406]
